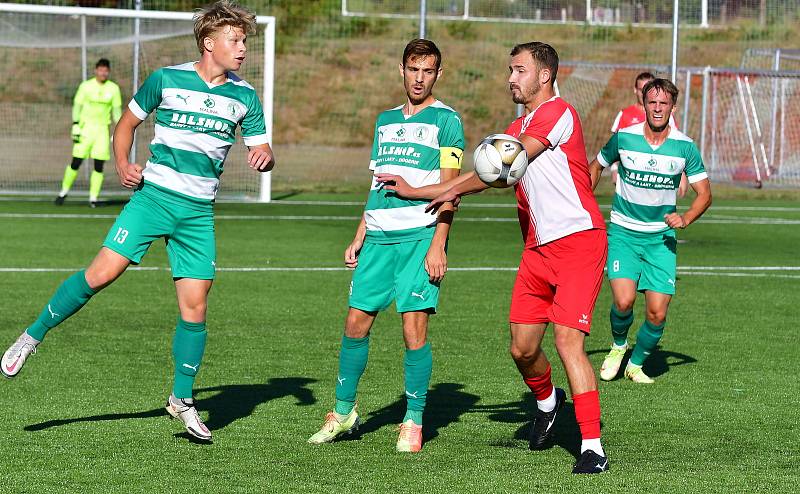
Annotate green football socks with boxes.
[630,320,665,366]
[26,270,97,341]
[610,304,634,347]
[60,166,79,196]
[89,170,104,202]
[172,318,207,400]
[334,335,370,416]
[403,342,432,425]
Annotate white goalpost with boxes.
[0,3,275,202]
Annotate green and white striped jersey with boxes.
[128,62,267,202]
[597,123,708,233]
[364,100,465,244]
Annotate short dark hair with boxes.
[96,58,110,68]
[402,39,442,70]
[510,42,559,81]
[641,78,679,105]
[635,72,655,86]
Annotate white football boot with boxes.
[1,332,39,378]
[166,395,212,441]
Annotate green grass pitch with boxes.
[0,193,797,493]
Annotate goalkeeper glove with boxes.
[71,123,81,143]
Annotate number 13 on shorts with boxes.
[113,227,129,244]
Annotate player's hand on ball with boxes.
[118,163,143,189]
[664,213,686,229]
[426,189,460,214]
[344,237,364,269]
[424,246,447,283]
[248,147,274,172]
[374,174,415,198]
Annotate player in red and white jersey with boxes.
[609,72,687,196]
[375,42,610,474]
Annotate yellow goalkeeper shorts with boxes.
[72,124,111,161]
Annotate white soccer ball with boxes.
[473,134,528,188]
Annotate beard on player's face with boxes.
[511,79,540,105]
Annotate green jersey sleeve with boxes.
[130,69,163,120]
[438,112,465,170]
[684,142,708,183]
[241,93,268,146]
[597,132,620,168]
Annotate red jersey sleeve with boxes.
[521,98,573,150]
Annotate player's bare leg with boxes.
[396,311,430,452]
[601,278,637,381]
[510,323,567,450]
[2,247,129,378]
[553,324,608,473]
[166,278,213,441]
[85,247,132,290]
[309,308,375,445]
[625,291,671,384]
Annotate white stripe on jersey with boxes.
[129,99,148,120]
[619,149,686,173]
[371,164,441,189]
[142,162,219,200]
[377,123,440,150]
[688,171,708,183]
[153,124,231,162]
[519,144,593,245]
[243,134,269,147]
[610,211,668,232]
[364,204,437,233]
[160,88,247,124]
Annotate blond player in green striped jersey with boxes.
[1,1,274,442]
[308,39,464,453]
[589,78,711,384]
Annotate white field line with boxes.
[1,212,798,225]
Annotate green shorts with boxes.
[73,124,111,161]
[348,239,441,313]
[607,223,677,295]
[102,182,216,279]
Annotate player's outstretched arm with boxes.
[113,110,144,189]
[425,172,489,214]
[664,178,711,229]
[247,144,275,172]
[588,159,604,191]
[374,171,473,200]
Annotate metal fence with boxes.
[1,0,799,192]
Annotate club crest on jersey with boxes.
[227,102,238,118]
[413,126,429,141]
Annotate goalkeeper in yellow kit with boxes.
[55,58,122,207]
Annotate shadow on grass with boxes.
[25,377,317,433]
[473,394,583,459]
[587,346,697,379]
[341,382,480,444]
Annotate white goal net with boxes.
[0,3,275,201]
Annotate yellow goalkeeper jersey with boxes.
[73,78,123,126]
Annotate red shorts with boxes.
[509,228,607,333]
